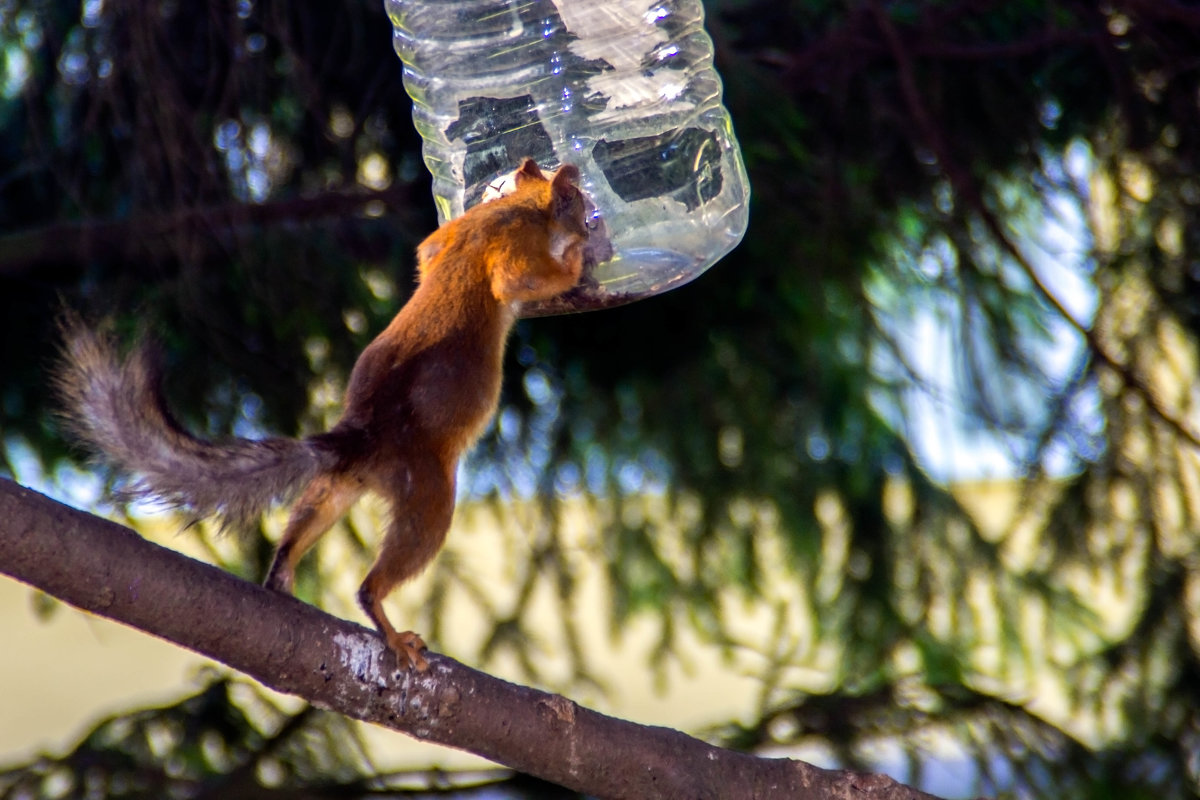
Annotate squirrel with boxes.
[56,158,591,671]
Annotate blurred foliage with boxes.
[0,674,576,799]
[4,0,1200,798]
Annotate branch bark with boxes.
[0,479,944,800]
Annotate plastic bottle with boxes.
[384,0,749,315]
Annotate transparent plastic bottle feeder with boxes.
[385,0,750,316]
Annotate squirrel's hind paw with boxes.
[388,630,429,672]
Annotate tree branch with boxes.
[0,479,945,800]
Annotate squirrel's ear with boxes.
[514,158,545,186]
[549,165,586,235]
[551,164,580,188]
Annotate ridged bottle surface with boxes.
[385,0,749,314]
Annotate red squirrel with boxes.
[57,159,590,670]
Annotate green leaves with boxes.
[6,0,1200,796]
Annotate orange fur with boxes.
[264,159,586,669]
[60,159,587,671]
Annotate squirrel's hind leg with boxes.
[357,458,455,672]
[264,472,364,594]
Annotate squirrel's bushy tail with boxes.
[55,316,337,529]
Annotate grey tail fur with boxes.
[54,315,338,530]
